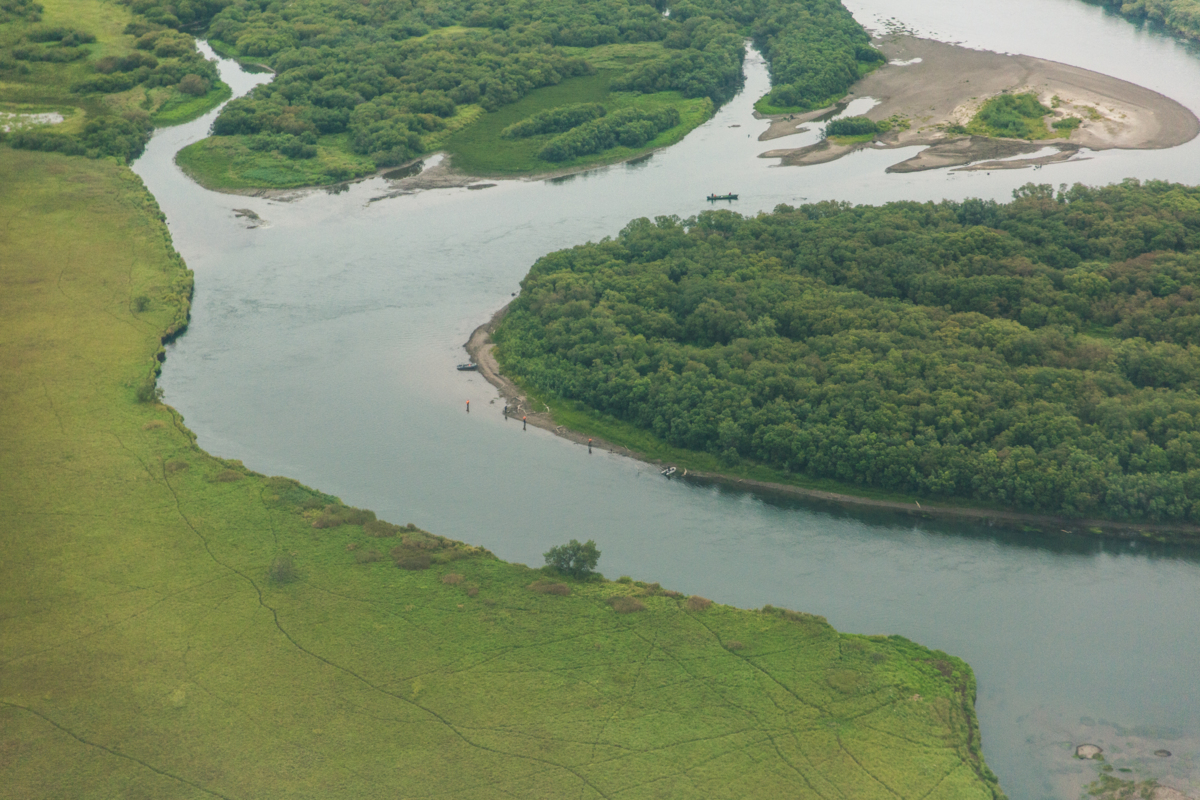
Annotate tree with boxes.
[544,539,600,578]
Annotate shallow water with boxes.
[137,7,1200,798]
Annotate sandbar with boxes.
[760,35,1199,172]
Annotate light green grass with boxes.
[0,145,1005,799]
[150,81,232,126]
[444,71,712,175]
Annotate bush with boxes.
[354,549,384,563]
[824,115,878,137]
[268,555,297,583]
[543,538,600,578]
[442,573,464,585]
[537,107,680,162]
[394,554,432,570]
[364,519,401,537]
[527,580,570,595]
[1053,116,1082,131]
[686,595,712,611]
[178,74,209,96]
[608,596,645,613]
[501,103,606,139]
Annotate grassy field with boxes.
[0,145,1005,798]
[443,71,712,176]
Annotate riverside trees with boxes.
[494,181,1200,525]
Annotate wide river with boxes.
[135,0,1200,796]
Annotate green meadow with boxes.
[443,63,712,176]
[0,142,1004,800]
[1,1,1004,794]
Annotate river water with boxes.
[137,2,1200,797]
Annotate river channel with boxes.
[135,0,1200,796]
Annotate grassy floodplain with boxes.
[444,67,712,176]
[0,153,1008,798]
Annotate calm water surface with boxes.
[139,4,1200,797]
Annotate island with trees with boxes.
[490,181,1200,532]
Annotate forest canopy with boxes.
[494,180,1200,525]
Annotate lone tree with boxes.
[544,539,600,579]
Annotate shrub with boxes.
[501,102,606,138]
[363,520,401,537]
[354,549,383,564]
[608,596,645,613]
[211,469,242,482]
[135,378,161,403]
[394,554,432,570]
[725,640,744,650]
[686,595,712,611]
[164,459,189,473]
[133,294,150,312]
[824,115,878,137]
[1053,116,1082,131]
[465,586,479,597]
[543,538,600,578]
[617,576,633,584]
[537,107,680,162]
[268,555,297,583]
[527,580,570,595]
[178,74,209,96]
[442,573,464,585]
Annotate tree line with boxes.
[494,180,1200,524]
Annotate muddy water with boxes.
[137,8,1200,798]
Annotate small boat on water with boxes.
[660,466,677,477]
[456,363,478,371]
[707,193,738,201]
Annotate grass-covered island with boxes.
[150,0,882,188]
[490,182,1200,533]
[0,145,1006,800]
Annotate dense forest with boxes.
[1089,0,1200,42]
[113,0,879,172]
[494,181,1200,524]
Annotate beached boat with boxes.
[660,466,677,476]
[456,363,477,371]
[707,193,738,201]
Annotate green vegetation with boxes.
[0,0,229,159]
[962,93,1078,141]
[501,101,607,138]
[825,115,881,137]
[443,71,711,175]
[544,538,602,577]
[493,181,1200,527]
[1088,0,1200,43]
[117,0,880,185]
[966,92,1060,140]
[538,104,679,161]
[0,148,1003,798]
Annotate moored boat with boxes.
[457,362,478,371]
[707,193,738,201]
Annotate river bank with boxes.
[467,309,1200,542]
[760,35,1200,172]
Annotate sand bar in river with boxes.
[760,35,1199,172]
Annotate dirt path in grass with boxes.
[466,307,1200,541]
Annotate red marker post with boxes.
[466,400,470,413]
[523,416,527,430]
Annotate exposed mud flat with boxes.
[759,35,1199,172]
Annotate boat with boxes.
[456,362,477,371]
[707,193,738,201]
[660,466,677,477]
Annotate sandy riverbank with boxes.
[465,310,1200,540]
[760,35,1199,172]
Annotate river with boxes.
[134,1,1200,797]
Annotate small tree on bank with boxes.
[544,539,600,579]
